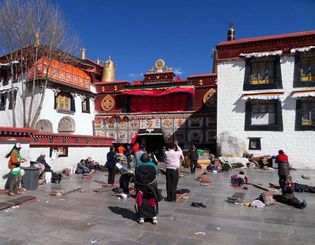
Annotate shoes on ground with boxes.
[152,216,158,224]
[197,202,207,208]
[301,175,311,179]
[191,202,207,208]
[298,200,307,209]
[138,218,144,224]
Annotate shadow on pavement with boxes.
[108,206,137,222]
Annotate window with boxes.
[0,69,9,86]
[294,51,315,87]
[248,138,261,150]
[245,99,283,131]
[82,97,90,113]
[55,92,75,113]
[244,57,282,90]
[295,99,315,130]
[0,92,7,110]
[8,90,17,110]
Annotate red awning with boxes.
[121,87,195,96]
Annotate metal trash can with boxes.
[22,167,39,190]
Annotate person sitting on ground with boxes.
[91,160,101,172]
[5,143,26,196]
[135,153,161,224]
[75,159,90,174]
[231,171,249,187]
[84,157,96,174]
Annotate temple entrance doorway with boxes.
[137,129,165,161]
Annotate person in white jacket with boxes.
[164,142,182,202]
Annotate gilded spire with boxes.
[102,56,116,82]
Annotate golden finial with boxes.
[166,66,172,72]
[102,56,116,82]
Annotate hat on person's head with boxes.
[15,143,22,148]
[140,153,151,163]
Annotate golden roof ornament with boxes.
[147,67,154,73]
[155,59,165,73]
[102,56,116,82]
[166,66,172,72]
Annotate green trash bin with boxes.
[22,167,39,190]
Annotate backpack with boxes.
[222,161,232,171]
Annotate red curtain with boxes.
[129,94,188,112]
[121,87,195,96]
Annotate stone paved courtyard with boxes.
[0,167,315,245]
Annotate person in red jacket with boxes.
[276,150,290,193]
[132,142,140,154]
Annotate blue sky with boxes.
[56,0,315,81]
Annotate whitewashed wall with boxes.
[39,89,95,135]
[217,55,315,169]
[0,142,109,187]
[0,81,95,135]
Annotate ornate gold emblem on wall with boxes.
[203,88,216,107]
[101,95,115,111]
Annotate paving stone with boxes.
[0,170,314,244]
[137,232,203,245]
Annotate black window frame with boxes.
[8,90,17,110]
[0,69,9,86]
[0,92,7,110]
[81,97,90,113]
[245,99,283,131]
[295,99,315,131]
[293,51,315,88]
[248,137,261,150]
[243,56,283,91]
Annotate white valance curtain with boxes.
[240,50,282,58]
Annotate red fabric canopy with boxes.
[121,87,195,96]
